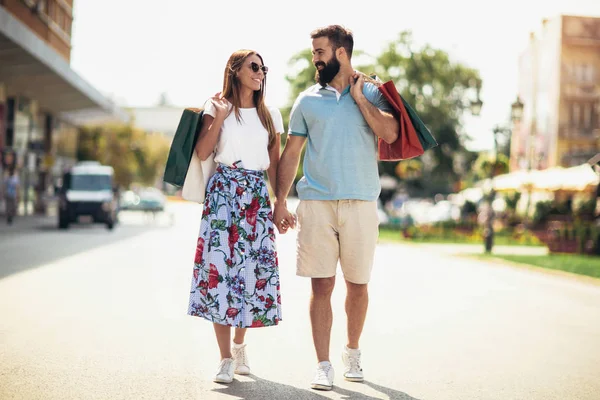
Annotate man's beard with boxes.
[314,55,341,86]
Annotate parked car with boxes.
[120,188,166,213]
[138,188,166,212]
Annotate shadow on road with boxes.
[0,210,175,281]
[212,375,420,400]
[360,381,422,400]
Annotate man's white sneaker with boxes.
[232,343,251,375]
[310,361,334,390]
[213,358,235,383]
[342,346,364,382]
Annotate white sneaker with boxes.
[310,361,334,390]
[342,346,364,382]
[232,343,251,375]
[213,358,235,383]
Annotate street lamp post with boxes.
[483,97,524,253]
[588,153,600,254]
[524,32,538,223]
[511,96,524,123]
[483,127,500,253]
[469,79,483,117]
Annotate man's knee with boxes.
[346,280,368,297]
[312,277,336,296]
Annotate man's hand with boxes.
[273,201,296,234]
[349,72,399,144]
[349,71,365,103]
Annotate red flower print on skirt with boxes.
[251,319,264,327]
[255,279,267,291]
[265,296,274,310]
[226,307,240,318]
[208,263,220,289]
[246,198,260,227]
[195,237,205,264]
[228,224,240,255]
[198,280,208,297]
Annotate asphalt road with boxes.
[1,201,599,400]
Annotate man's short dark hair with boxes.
[310,25,354,59]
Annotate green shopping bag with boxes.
[163,108,204,187]
[401,95,438,151]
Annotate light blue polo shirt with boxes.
[288,82,393,201]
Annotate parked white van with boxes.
[57,161,117,230]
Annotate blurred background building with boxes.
[0,0,128,215]
[511,14,600,171]
[127,93,183,139]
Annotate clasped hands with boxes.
[273,202,296,234]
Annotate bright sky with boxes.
[70,0,599,151]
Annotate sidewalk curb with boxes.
[381,239,548,255]
[459,253,600,287]
[0,214,57,234]
[166,195,189,203]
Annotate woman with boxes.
[187,50,284,384]
[4,167,19,225]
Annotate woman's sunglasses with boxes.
[250,62,268,74]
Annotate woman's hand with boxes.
[210,92,229,120]
[273,201,296,234]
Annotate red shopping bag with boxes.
[377,80,425,161]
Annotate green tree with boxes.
[77,124,170,188]
[284,31,482,195]
[472,152,510,181]
[134,132,171,186]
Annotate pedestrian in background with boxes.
[4,166,20,225]
[0,152,4,216]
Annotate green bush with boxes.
[533,200,577,226]
[504,192,521,213]
[575,198,596,219]
[533,201,553,226]
[461,200,478,217]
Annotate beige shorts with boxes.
[295,200,379,284]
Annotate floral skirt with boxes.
[187,162,282,328]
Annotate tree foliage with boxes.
[472,152,510,181]
[77,124,170,189]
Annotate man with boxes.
[274,25,399,390]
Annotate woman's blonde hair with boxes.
[222,50,277,149]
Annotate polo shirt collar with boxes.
[316,84,350,101]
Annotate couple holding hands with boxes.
[186,24,400,391]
